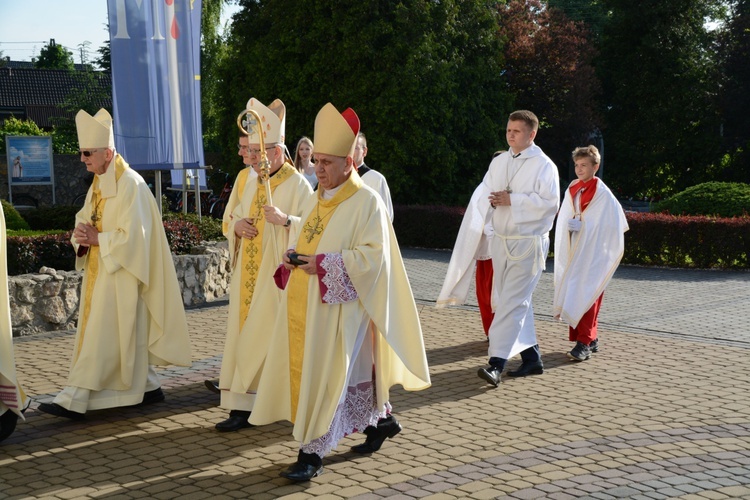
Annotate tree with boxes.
[95,40,111,72]
[597,0,726,198]
[497,0,603,182]
[217,0,511,204]
[35,40,75,70]
[201,0,231,152]
[716,0,750,183]
[546,0,608,38]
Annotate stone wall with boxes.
[8,241,231,337]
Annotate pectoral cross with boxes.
[505,186,512,194]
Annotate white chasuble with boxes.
[62,155,190,409]
[248,172,431,445]
[219,163,313,409]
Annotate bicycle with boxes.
[208,171,233,219]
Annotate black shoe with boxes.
[477,365,502,387]
[567,341,591,361]
[215,410,253,432]
[351,415,402,453]
[133,388,165,407]
[280,451,323,481]
[507,361,544,377]
[590,339,599,353]
[37,402,86,421]
[0,410,19,442]
[204,380,220,394]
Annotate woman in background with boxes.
[294,136,317,189]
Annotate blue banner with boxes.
[107,0,205,180]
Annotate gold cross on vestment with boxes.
[303,216,323,243]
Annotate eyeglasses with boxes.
[79,149,99,157]
[238,145,277,154]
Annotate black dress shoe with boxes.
[215,410,253,432]
[37,402,86,420]
[133,388,165,407]
[507,361,544,377]
[0,410,19,442]
[204,380,220,394]
[280,461,323,481]
[477,365,502,387]
[351,415,402,453]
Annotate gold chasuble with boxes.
[68,155,191,393]
[219,162,313,401]
[249,172,431,444]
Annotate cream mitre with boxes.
[313,103,360,157]
[244,97,286,145]
[75,108,115,149]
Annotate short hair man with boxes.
[476,110,560,387]
[243,103,430,481]
[353,132,394,221]
[38,109,191,420]
[210,98,314,432]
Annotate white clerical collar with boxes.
[510,144,532,158]
[321,183,344,200]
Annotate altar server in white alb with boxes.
[211,98,313,432]
[476,110,560,388]
[37,109,191,420]
[553,145,628,361]
[1,202,28,442]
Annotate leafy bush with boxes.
[1,200,31,230]
[163,219,201,255]
[654,182,750,217]
[21,205,80,231]
[6,232,75,275]
[163,211,223,241]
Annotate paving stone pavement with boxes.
[1,248,749,499]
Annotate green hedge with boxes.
[392,204,749,269]
[6,220,202,275]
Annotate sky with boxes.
[0,0,241,64]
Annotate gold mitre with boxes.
[76,108,115,149]
[313,103,360,157]
[245,97,286,145]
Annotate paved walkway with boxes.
[2,249,749,499]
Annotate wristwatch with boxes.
[284,216,291,227]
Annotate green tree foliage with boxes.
[201,0,231,151]
[217,0,511,204]
[716,0,750,183]
[0,117,49,155]
[497,0,602,182]
[35,40,75,70]
[95,40,111,71]
[597,0,726,198]
[1,200,31,231]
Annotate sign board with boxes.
[6,136,54,185]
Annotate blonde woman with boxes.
[294,136,317,189]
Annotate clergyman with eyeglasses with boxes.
[207,97,313,432]
[37,108,191,421]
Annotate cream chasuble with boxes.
[248,173,431,444]
[0,202,27,420]
[553,178,628,327]
[67,155,191,396]
[219,163,313,403]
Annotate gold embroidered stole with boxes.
[77,160,126,359]
[287,173,362,420]
[238,162,295,324]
